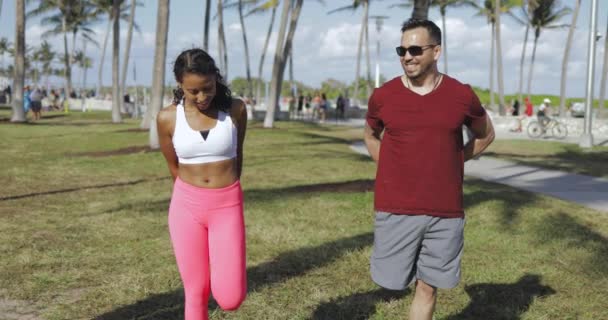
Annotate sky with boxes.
[0,0,607,98]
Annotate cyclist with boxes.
[537,98,552,133]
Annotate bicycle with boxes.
[526,117,568,139]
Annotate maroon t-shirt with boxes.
[366,75,486,218]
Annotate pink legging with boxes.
[168,177,247,320]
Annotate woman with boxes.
[157,48,248,320]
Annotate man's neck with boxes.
[402,69,442,95]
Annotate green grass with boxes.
[486,140,608,178]
[1,110,608,319]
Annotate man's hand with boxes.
[364,123,382,163]
[464,115,495,161]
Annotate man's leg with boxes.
[409,279,437,320]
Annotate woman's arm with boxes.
[232,99,248,179]
[157,106,179,180]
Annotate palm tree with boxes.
[28,0,99,108]
[238,0,254,99]
[148,0,170,148]
[11,0,26,122]
[91,0,139,98]
[38,41,56,88]
[217,0,228,79]
[0,37,12,71]
[526,0,570,98]
[245,0,280,107]
[111,0,121,123]
[411,0,431,19]
[494,0,505,115]
[119,0,138,115]
[263,0,304,128]
[474,0,515,113]
[203,0,211,51]
[329,0,371,106]
[516,0,539,104]
[598,18,608,119]
[73,48,92,90]
[558,0,581,116]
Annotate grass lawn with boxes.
[485,140,608,178]
[1,110,607,319]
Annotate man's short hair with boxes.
[401,19,442,45]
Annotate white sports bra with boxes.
[172,103,237,164]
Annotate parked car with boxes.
[570,102,585,118]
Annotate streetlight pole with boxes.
[369,15,388,88]
[579,0,599,148]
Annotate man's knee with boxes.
[415,280,437,300]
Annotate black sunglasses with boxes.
[395,45,437,57]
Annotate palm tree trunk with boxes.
[97,19,111,98]
[203,0,211,51]
[598,19,608,118]
[411,0,430,20]
[489,22,495,109]
[289,50,293,94]
[238,0,253,99]
[120,0,137,114]
[81,39,87,89]
[364,1,372,101]
[149,0,170,148]
[518,23,530,103]
[112,0,122,123]
[11,0,26,122]
[218,0,228,80]
[526,32,539,98]
[559,0,581,116]
[62,17,72,109]
[257,6,277,108]
[353,3,366,106]
[494,0,505,115]
[263,0,303,128]
[441,10,448,74]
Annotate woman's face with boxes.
[180,72,217,111]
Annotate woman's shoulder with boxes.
[157,104,177,125]
[228,98,247,122]
[229,98,246,112]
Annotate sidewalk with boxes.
[349,141,608,213]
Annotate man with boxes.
[538,98,552,132]
[364,19,495,320]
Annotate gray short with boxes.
[370,212,465,290]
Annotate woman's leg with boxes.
[208,203,247,311]
[169,199,211,320]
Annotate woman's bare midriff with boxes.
[178,159,238,188]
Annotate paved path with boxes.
[349,141,608,213]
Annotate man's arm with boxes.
[464,114,495,161]
[364,123,382,163]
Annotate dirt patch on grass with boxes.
[0,296,43,320]
[68,145,155,157]
[115,128,148,133]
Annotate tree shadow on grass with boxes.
[310,288,409,320]
[445,274,555,320]
[66,145,156,157]
[463,179,542,230]
[534,211,608,277]
[0,177,168,202]
[95,232,374,319]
